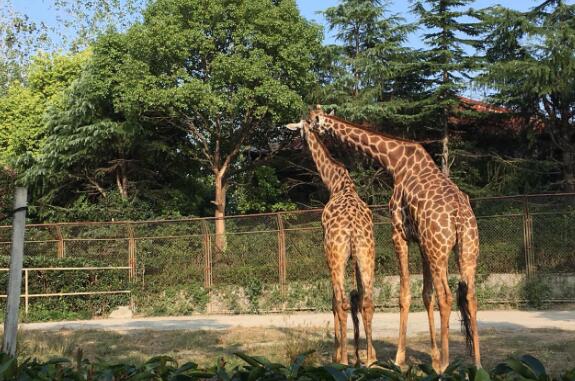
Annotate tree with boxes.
[25,36,208,221]
[27,0,320,245]
[311,0,421,205]
[0,2,49,92]
[412,0,483,176]
[321,0,417,123]
[1,0,145,93]
[0,51,91,169]
[478,0,575,191]
[230,165,296,214]
[97,0,322,251]
[50,0,147,51]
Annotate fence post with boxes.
[2,187,28,356]
[522,195,534,277]
[55,225,65,258]
[127,224,136,281]
[201,221,212,289]
[276,213,287,293]
[201,221,212,313]
[24,269,29,316]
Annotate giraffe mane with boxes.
[323,115,419,144]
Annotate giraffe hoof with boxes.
[394,361,407,371]
[431,356,441,373]
[366,358,378,368]
[394,354,406,369]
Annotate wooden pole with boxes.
[127,224,136,281]
[2,187,28,356]
[276,213,287,293]
[55,225,65,259]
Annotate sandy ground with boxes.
[20,309,575,334]
[13,310,575,373]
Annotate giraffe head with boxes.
[285,105,334,136]
[308,105,334,135]
[285,119,308,138]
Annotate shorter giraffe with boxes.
[286,119,377,366]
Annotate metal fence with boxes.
[1,193,575,315]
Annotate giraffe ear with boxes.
[328,109,335,116]
[315,104,323,111]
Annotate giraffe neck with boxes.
[304,128,353,194]
[321,116,434,180]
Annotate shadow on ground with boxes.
[15,325,575,375]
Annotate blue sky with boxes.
[14,0,543,50]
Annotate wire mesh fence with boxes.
[1,193,574,317]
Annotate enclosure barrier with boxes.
[0,192,574,315]
[0,267,131,314]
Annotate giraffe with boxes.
[303,106,481,372]
[286,118,377,366]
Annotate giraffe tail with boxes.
[350,289,361,365]
[457,281,473,356]
[455,194,473,356]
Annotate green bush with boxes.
[0,256,129,321]
[0,351,573,381]
[522,275,553,309]
[132,284,208,316]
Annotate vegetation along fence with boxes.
[1,193,574,320]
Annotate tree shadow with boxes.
[17,328,244,365]
[534,310,575,322]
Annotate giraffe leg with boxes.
[332,294,342,363]
[431,259,452,373]
[393,230,410,367]
[421,255,440,371]
[354,244,377,366]
[329,256,349,365]
[331,282,350,365]
[460,273,481,368]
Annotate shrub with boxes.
[0,256,129,321]
[0,351,573,381]
[522,275,552,309]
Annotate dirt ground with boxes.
[17,326,575,374]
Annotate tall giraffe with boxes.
[304,106,481,372]
[286,119,377,366]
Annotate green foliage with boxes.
[0,2,50,92]
[243,277,264,313]
[521,276,552,309]
[22,0,321,223]
[320,0,418,123]
[0,351,573,381]
[0,51,90,169]
[0,83,44,165]
[478,0,575,191]
[133,284,208,316]
[232,166,297,214]
[0,255,128,321]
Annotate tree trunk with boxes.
[441,117,450,177]
[562,149,575,192]
[116,161,129,200]
[214,170,227,255]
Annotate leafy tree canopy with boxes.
[26,0,322,223]
[478,0,575,191]
[0,51,90,169]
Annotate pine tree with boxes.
[412,0,483,176]
[478,0,575,191]
[321,0,417,123]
